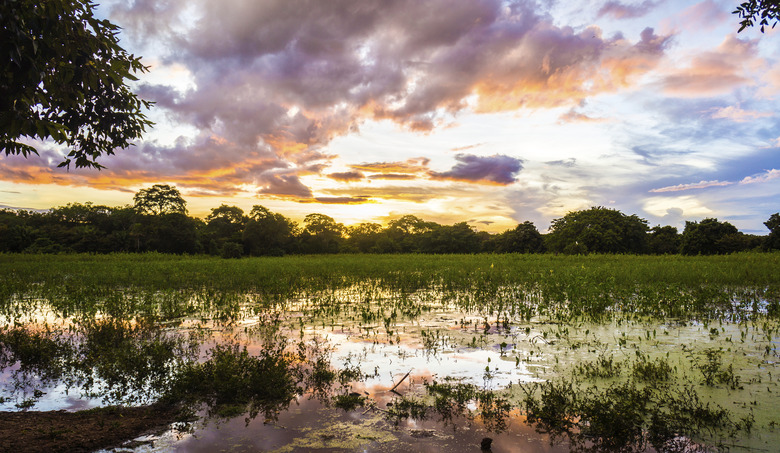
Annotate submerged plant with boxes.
[165,342,303,422]
[631,353,674,383]
[521,378,750,452]
[385,381,512,433]
[573,353,623,379]
[694,348,742,389]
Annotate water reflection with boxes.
[1,285,779,452]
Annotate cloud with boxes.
[430,154,523,185]
[350,158,430,175]
[649,180,733,192]
[677,0,729,31]
[711,106,774,122]
[368,174,418,180]
[321,186,443,203]
[92,1,673,190]
[558,108,607,123]
[2,0,675,201]
[740,169,780,184]
[597,0,659,19]
[310,196,372,204]
[759,65,780,97]
[545,158,578,167]
[257,174,313,198]
[661,35,759,97]
[327,171,364,182]
[451,143,485,152]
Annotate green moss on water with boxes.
[1,253,779,451]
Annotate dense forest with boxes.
[1,184,778,257]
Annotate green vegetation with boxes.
[1,185,777,256]
[1,0,153,168]
[0,253,778,451]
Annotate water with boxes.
[2,285,779,452]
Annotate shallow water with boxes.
[2,285,779,452]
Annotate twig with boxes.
[390,369,413,395]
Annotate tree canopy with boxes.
[545,207,648,254]
[679,218,742,255]
[133,184,187,216]
[1,0,152,168]
[764,213,780,250]
[734,0,780,32]
[0,187,774,256]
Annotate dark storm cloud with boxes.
[430,154,523,185]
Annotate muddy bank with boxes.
[0,404,186,452]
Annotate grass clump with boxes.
[521,378,749,452]
[332,392,366,411]
[693,348,742,389]
[165,342,302,422]
[573,353,623,379]
[386,381,512,433]
[631,353,674,383]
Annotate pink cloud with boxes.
[649,180,733,192]
[711,105,773,122]
[2,0,673,198]
[740,169,780,184]
[661,35,760,97]
[558,108,607,123]
[597,0,660,19]
[678,0,729,31]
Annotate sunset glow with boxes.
[2,0,778,233]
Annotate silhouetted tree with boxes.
[204,205,246,256]
[0,210,35,252]
[679,218,742,255]
[546,207,648,254]
[492,221,545,253]
[419,222,481,254]
[734,0,780,32]
[764,213,780,250]
[1,0,152,168]
[345,222,392,253]
[647,225,680,255]
[242,205,296,256]
[133,185,187,216]
[386,215,439,252]
[300,213,344,254]
[138,213,201,254]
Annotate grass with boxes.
[1,252,779,451]
[2,252,779,324]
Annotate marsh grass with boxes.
[521,378,748,452]
[1,253,778,451]
[164,341,303,422]
[386,380,513,433]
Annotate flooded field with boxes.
[1,253,779,452]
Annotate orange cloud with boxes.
[350,158,430,175]
[661,35,760,97]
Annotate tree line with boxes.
[1,185,778,256]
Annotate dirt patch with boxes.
[0,404,187,452]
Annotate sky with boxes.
[2,0,779,234]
